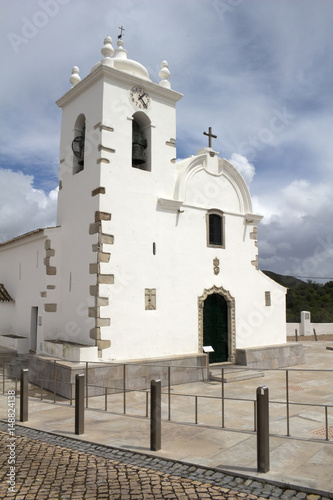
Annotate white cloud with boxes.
[0,168,57,242]
[228,153,255,185]
[257,177,333,280]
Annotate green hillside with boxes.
[262,271,333,322]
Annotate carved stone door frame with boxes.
[198,285,236,363]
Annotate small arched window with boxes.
[132,112,151,171]
[207,210,225,248]
[72,114,86,174]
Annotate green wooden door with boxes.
[203,293,228,363]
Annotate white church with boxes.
[0,35,303,371]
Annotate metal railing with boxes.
[1,358,332,443]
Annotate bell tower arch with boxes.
[72,114,86,174]
[132,111,151,171]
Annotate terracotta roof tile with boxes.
[0,284,14,302]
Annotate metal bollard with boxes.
[75,374,84,435]
[150,379,161,451]
[256,385,269,473]
[20,369,29,422]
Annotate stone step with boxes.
[209,368,264,383]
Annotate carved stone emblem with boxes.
[213,257,220,275]
[145,288,156,310]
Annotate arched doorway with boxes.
[198,286,236,364]
[203,294,228,363]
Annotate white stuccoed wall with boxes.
[287,311,333,336]
[0,227,61,353]
[0,232,46,340]
[287,323,333,336]
[95,143,287,359]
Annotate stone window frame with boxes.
[206,209,225,248]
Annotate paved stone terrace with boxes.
[1,341,333,499]
[0,424,331,500]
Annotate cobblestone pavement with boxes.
[0,425,331,500]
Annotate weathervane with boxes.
[203,127,217,148]
[118,25,125,39]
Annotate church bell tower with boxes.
[55,35,182,358]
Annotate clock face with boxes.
[130,86,151,110]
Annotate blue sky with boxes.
[0,0,332,282]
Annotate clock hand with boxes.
[138,94,148,108]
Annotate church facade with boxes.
[0,36,293,366]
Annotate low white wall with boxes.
[0,334,29,354]
[287,323,333,336]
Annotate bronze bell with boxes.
[132,143,146,165]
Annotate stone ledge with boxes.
[235,343,305,369]
[0,334,29,354]
[43,340,98,362]
[29,353,207,398]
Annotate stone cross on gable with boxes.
[203,127,217,148]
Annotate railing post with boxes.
[123,364,126,414]
[105,387,107,411]
[85,362,89,408]
[53,360,57,403]
[75,373,84,435]
[286,370,290,436]
[195,396,198,424]
[295,328,298,342]
[221,368,225,428]
[150,379,161,451]
[20,369,29,422]
[257,385,269,473]
[313,328,318,341]
[325,406,329,441]
[168,366,171,421]
[2,358,5,394]
[146,391,149,418]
